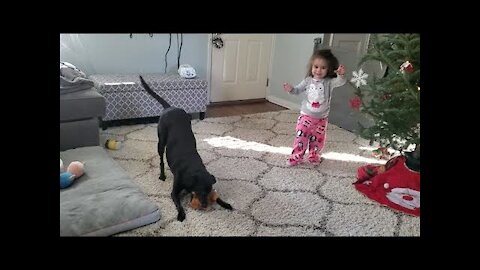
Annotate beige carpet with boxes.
[100,110,420,236]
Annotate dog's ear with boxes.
[209,174,216,185]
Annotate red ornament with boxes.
[349,96,361,110]
[400,61,414,74]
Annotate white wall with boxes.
[60,34,208,78]
[60,33,323,108]
[268,34,324,110]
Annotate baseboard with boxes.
[208,98,266,107]
[266,95,300,111]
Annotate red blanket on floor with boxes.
[353,155,420,216]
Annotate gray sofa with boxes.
[60,89,106,151]
[60,89,161,236]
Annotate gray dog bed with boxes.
[60,146,160,236]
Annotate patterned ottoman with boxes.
[89,73,208,124]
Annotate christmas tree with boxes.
[349,33,420,156]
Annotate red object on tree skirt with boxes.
[354,155,420,216]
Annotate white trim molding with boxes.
[266,95,300,111]
[265,34,276,98]
[206,33,213,105]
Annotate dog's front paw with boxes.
[177,211,186,222]
[224,203,233,210]
[217,198,233,210]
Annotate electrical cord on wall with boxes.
[164,33,172,73]
[177,33,183,69]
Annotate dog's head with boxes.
[186,171,216,209]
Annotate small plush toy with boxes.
[190,189,233,210]
[60,172,76,189]
[67,161,85,178]
[60,161,85,189]
[190,190,219,210]
[105,139,122,150]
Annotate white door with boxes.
[321,34,386,132]
[210,34,273,102]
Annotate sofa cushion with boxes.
[60,118,100,151]
[60,146,160,236]
[60,89,106,122]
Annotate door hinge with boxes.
[266,78,269,87]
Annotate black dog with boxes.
[139,76,232,222]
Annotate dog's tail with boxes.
[139,75,171,109]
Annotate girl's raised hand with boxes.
[336,65,346,76]
[283,83,293,92]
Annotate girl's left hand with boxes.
[336,65,346,76]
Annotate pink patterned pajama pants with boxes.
[288,114,328,165]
